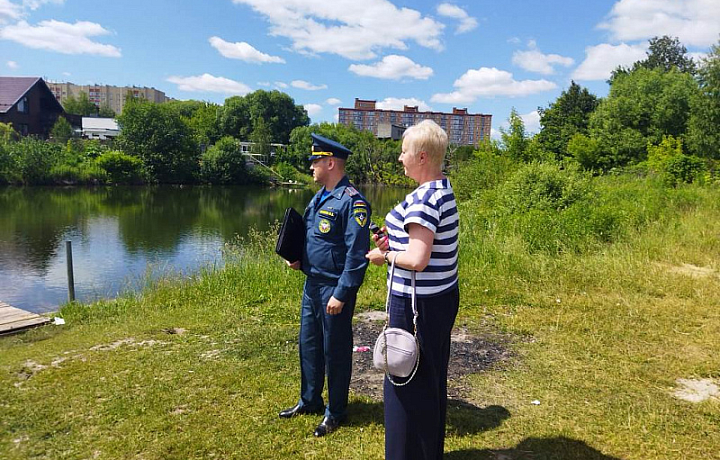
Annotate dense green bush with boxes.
[96,151,145,184]
[450,150,517,201]
[495,162,591,214]
[647,136,707,186]
[200,136,248,184]
[274,161,297,181]
[10,137,60,184]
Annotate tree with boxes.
[116,98,199,183]
[250,116,272,162]
[0,122,17,145]
[589,67,700,169]
[536,81,598,158]
[63,92,98,116]
[687,42,720,159]
[50,117,74,144]
[218,90,309,143]
[98,104,116,118]
[500,108,529,161]
[611,36,697,82]
[200,136,248,184]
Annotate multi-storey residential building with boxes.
[46,81,170,115]
[338,98,492,146]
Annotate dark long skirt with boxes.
[384,285,460,460]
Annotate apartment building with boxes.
[338,99,492,146]
[46,81,170,115]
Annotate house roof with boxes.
[0,76,64,114]
[82,117,118,131]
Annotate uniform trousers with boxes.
[298,278,356,420]
[384,286,460,460]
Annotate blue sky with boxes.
[1,0,718,138]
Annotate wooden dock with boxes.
[0,301,50,335]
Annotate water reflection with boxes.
[0,185,407,313]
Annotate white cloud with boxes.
[689,51,708,63]
[209,36,285,64]
[598,0,720,48]
[348,55,433,80]
[274,81,288,88]
[376,97,431,112]
[62,71,70,76]
[436,3,477,34]
[167,73,252,95]
[0,20,121,57]
[572,43,647,81]
[232,0,444,60]
[490,128,501,140]
[512,43,574,75]
[326,97,341,105]
[0,0,22,22]
[304,103,323,117]
[291,80,327,91]
[22,0,64,10]
[431,67,556,104]
[257,81,271,87]
[7,60,18,69]
[520,110,540,134]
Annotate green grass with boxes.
[1,179,719,459]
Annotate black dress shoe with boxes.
[313,415,342,437]
[279,403,323,419]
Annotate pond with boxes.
[0,185,408,313]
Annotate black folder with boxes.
[276,207,305,262]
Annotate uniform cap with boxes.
[309,133,353,161]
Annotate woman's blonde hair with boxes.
[402,120,449,167]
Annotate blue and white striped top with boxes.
[386,178,459,298]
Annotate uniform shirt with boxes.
[302,175,371,302]
[385,178,458,298]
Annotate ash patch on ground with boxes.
[351,311,514,401]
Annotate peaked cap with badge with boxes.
[309,133,353,161]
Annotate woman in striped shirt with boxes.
[367,119,460,460]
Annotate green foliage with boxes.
[96,151,145,184]
[117,98,199,183]
[250,116,272,160]
[647,136,707,186]
[0,122,18,144]
[63,92,98,116]
[218,90,309,143]
[450,149,518,202]
[589,67,700,170]
[8,137,61,184]
[613,36,696,81]
[495,162,591,214]
[50,116,74,144]
[687,42,720,159]
[566,133,601,170]
[274,161,297,181]
[536,81,599,158]
[98,104,116,118]
[200,136,248,184]
[500,108,529,161]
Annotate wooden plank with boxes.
[0,316,50,334]
[0,301,50,334]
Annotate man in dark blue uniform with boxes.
[280,133,371,437]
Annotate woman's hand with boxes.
[372,225,389,251]
[366,248,386,266]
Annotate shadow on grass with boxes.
[346,399,511,437]
[445,436,624,460]
[447,400,511,435]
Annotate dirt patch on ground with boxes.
[673,378,720,403]
[660,262,718,279]
[350,311,514,401]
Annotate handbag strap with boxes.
[384,253,418,332]
[384,252,420,387]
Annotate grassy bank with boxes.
[1,175,719,460]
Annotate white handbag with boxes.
[373,255,420,386]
